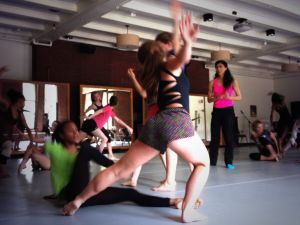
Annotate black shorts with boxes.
[81,119,97,136]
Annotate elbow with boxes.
[141,91,147,99]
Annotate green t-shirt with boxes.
[45,143,78,195]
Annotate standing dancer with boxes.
[270,92,293,155]
[63,14,209,223]
[208,60,242,169]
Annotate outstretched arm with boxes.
[170,0,181,55]
[166,14,198,72]
[127,68,147,99]
[20,112,33,143]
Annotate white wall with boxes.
[0,39,32,80]
[274,75,300,111]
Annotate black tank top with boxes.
[93,104,103,112]
[157,67,190,112]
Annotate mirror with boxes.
[80,85,133,149]
[0,79,70,150]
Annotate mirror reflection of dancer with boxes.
[81,96,133,160]
[64,14,209,223]
[123,0,182,192]
[250,120,279,161]
[0,89,33,177]
[84,91,119,160]
[270,93,293,155]
[208,60,242,169]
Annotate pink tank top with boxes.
[212,78,233,108]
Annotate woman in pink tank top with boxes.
[208,60,242,169]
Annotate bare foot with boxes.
[174,198,203,209]
[152,181,176,192]
[108,155,119,161]
[121,180,137,187]
[18,162,27,173]
[63,200,80,216]
[182,208,208,223]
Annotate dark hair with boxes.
[91,91,101,103]
[214,60,234,90]
[155,32,173,44]
[252,120,262,131]
[138,41,164,100]
[109,96,118,106]
[271,92,284,105]
[51,120,74,144]
[6,89,25,104]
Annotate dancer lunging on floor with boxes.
[63,14,210,223]
[45,120,183,208]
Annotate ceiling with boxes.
[0,0,300,78]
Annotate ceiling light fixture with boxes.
[211,43,231,61]
[266,29,275,36]
[116,25,140,50]
[203,13,213,22]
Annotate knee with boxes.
[102,137,108,143]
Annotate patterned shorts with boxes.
[138,108,194,154]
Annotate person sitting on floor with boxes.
[250,120,279,161]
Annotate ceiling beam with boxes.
[24,0,78,13]
[84,21,241,54]
[102,11,263,49]
[122,0,288,44]
[0,2,60,23]
[231,37,300,62]
[238,0,300,18]
[178,0,300,34]
[33,0,130,42]
[0,16,45,31]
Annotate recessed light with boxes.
[203,13,213,22]
[266,29,275,36]
[130,12,136,17]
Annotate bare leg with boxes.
[63,140,159,216]
[152,148,177,192]
[122,165,142,187]
[31,152,51,170]
[106,143,118,161]
[18,144,34,173]
[168,132,210,223]
[91,129,108,153]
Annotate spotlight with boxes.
[203,13,213,22]
[266,29,275,36]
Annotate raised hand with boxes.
[127,68,136,80]
[179,13,199,44]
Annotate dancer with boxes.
[46,120,183,209]
[64,14,209,223]
[84,91,118,159]
[17,120,59,173]
[283,116,300,157]
[208,60,242,169]
[270,93,293,155]
[81,95,133,160]
[122,0,182,191]
[0,89,33,177]
[250,120,279,161]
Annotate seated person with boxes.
[250,120,279,161]
[18,121,60,172]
